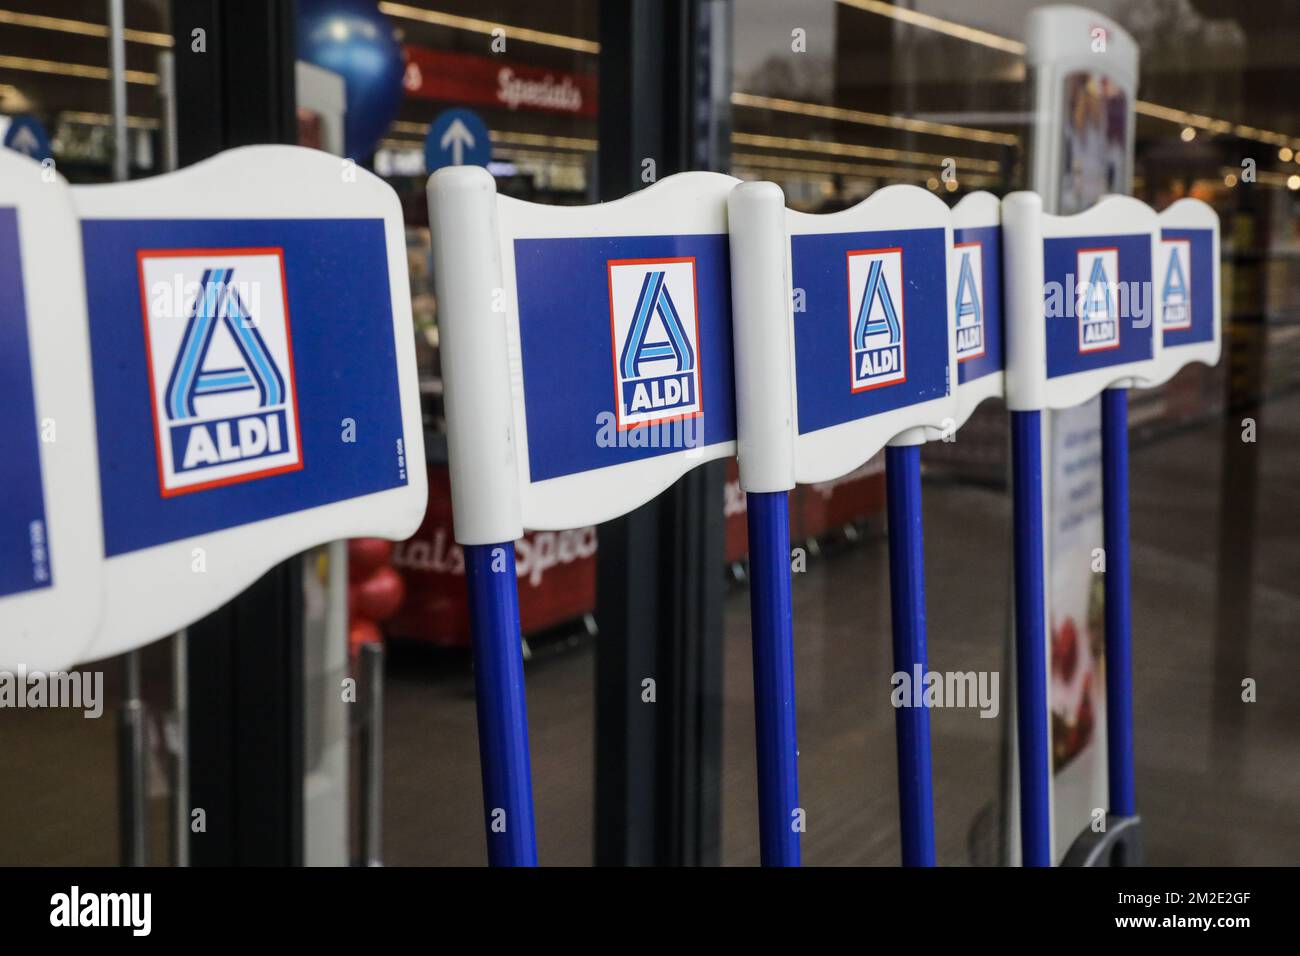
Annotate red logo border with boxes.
[605,256,704,433]
[846,246,908,394]
[136,246,304,499]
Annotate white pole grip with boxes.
[1001,190,1048,412]
[888,427,929,447]
[727,181,796,493]
[427,166,524,544]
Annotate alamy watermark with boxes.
[50,886,150,936]
[595,410,704,451]
[891,665,999,718]
[148,274,264,325]
[1044,274,1154,327]
[0,666,103,718]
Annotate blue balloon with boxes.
[296,0,405,160]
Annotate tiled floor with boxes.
[3,391,1297,866]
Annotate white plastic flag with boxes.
[0,152,103,670]
[73,145,426,662]
[784,185,958,482]
[1141,197,1221,386]
[428,166,741,543]
[1003,192,1161,411]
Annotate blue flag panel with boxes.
[791,226,949,436]
[513,233,737,483]
[1043,232,1154,379]
[0,207,52,597]
[81,218,409,556]
[953,224,1004,385]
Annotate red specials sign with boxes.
[402,47,598,118]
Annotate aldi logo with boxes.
[1076,247,1120,352]
[848,247,906,391]
[1158,237,1191,330]
[606,256,702,430]
[953,242,985,361]
[138,248,302,496]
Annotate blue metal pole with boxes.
[885,444,936,867]
[1010,411,1052,866]
[746,491,801,866]
[463,542,538,866]
[1100,387,1136,817]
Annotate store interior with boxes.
[0,0,1297,866]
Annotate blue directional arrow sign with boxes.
[425,108,491,172]
[3,115,53,162]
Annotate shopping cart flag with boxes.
[428,167,739,544]
[1002,192,1161,412]
[73,145,427,663]
[950,191,1004,430]
[786,185,957,484]
[1140,197,1220,387]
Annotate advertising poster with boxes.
[1011,7,1138,864]
[1056,72,1130,217]
[1047,68,1131,859]
[1045,69,1128,858]
[1044,69,1130,858]
[1046,398,1108,850]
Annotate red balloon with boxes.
[349,617,382,655]
[348,538,392,582]
[351,565,406,622]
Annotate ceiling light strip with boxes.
[732,130,1000,173]
[837,0,1026,55]
[732,92,1019,147]
[0,54,157,85]
[0,9,171,46]
[59,110,159,129]
[379,2,599,54]
[731,150,996,186]
[1138,100,1297,148]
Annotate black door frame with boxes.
[594,0,730,867]
[169,0,304,867]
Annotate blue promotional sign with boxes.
[0,208,50,599]
[425,108,491,171]
[1043,232,1153,379]
[952,224,1003,385]
[513,234,736,483]
[81,217,410,556]
[792,226,948,436]
[3,115,53,162]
